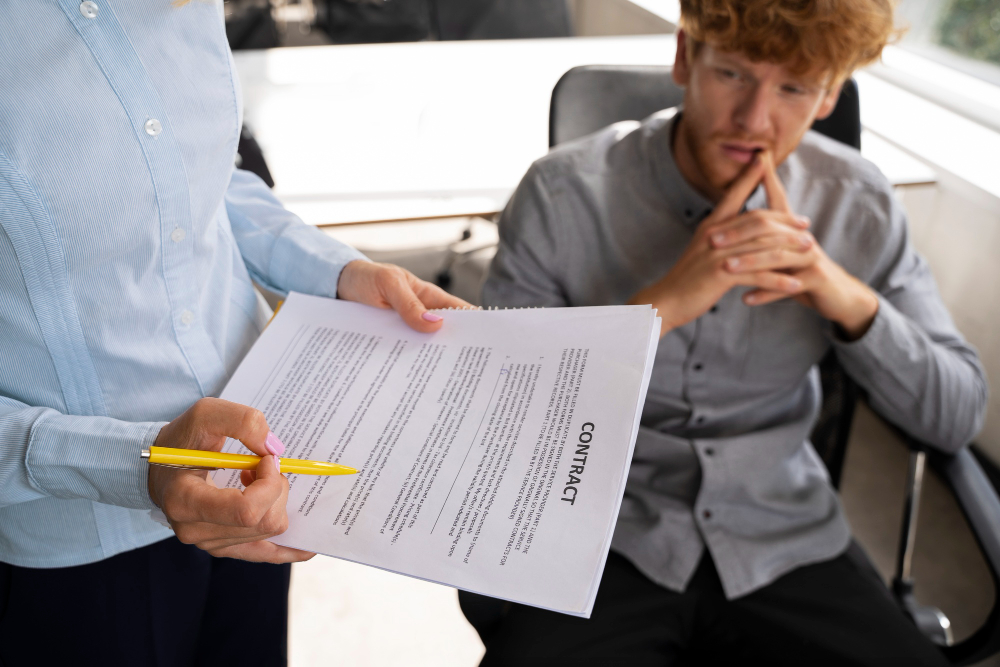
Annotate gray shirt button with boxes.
[702,509,712,520]
[79,1,98,18]
[704,447,715,457]
[693,363,704,371]
[145,119,162,136]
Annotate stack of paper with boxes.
[215,293,659,617]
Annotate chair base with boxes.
[894,577,954,647]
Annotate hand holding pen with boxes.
[146,397,318,564]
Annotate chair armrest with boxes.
[923,445,1000,665]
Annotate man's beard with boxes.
[697,134,771,192]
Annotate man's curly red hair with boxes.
[679,0,902,83]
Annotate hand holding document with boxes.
[213,293,659,616]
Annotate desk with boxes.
[233,36,936,226]
[234,36,675,225]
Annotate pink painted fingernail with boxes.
[273,456,281,472]
[265,431,286,456]
[422,312,443,323]
[796,215,811,227]
[726,257,740,269]
[712,232,726,246]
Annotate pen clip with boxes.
[141,449,219,472]
[149,462,220,471]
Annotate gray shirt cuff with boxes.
[829,294,917,400]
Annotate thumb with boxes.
[383,274,443,333]
[252,431,285,475]
[239,452,285,513]
[255,452,283,478]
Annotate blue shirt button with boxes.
[79,1,98,18]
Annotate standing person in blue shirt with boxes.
[0,1,469,665]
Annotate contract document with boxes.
[214,292,659,617]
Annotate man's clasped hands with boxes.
[631,151,880,340]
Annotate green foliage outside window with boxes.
[938,0,1000,65]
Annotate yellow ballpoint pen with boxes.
[141,446,358,476]
[140,307,357,476]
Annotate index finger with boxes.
[210,541,316,564]
[191,398,271,457]
[413,280,472,311]
[708,153,765,224]
[760,150,791,214]
[381,271,444,333]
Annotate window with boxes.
[896,0,1000,87]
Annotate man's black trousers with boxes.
[462,546,949,666]
[0,537,291,667]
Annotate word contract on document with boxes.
[213,292,660,617]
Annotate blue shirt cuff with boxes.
[26,414,166,510]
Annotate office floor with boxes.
[288,557,484,666]
[285,220,998,666]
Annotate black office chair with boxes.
[314,0,434,44]
[430,0,572,40]
[237,126,275,189]
[312,0,570,44]
[548,64,861,150]
[462,65,1000,666]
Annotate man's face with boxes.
[672,32,842,200]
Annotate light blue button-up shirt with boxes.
[0,0,365,567]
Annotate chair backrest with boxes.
[548,64,862,488]
[549,66,685,148]
[549,65,861,150]
[812,351,859,488]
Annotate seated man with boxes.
[470,0,988,665]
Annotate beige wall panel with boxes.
[901,181,1000,461]
[568,0,674,36]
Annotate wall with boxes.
[899,178,1000,461]
[567,0,673,37]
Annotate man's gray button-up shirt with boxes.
[482,109,988,599]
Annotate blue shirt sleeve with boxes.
[0,395,163,511]
[225,168,368,298]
